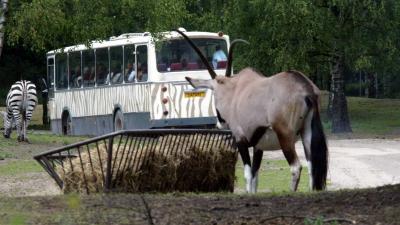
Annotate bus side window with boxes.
[110,46,123,84]
[55,53,68,90]
[124,45,136,83]
[47,58,55,98]
[96,48,109,86]
[69,51,82,88]
[136,45,148,82]
[82,50,95,87]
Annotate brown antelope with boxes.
[176,29,328,193]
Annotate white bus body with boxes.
[46,29,230,135]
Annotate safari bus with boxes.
[46,28,230,135]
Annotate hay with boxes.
[57,134,237,193]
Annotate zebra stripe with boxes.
[51,82,215,122]
[3,80,37,141]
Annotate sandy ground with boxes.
[264,138,400,190]
[0,172,60,197]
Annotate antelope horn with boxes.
[225,39,249,77]
[175,29,217,79]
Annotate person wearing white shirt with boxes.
[212,45,227,69]
[125,63,136,82]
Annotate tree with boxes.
[0,0,8,58]
[223,0,400,133]
[6,0,188,52]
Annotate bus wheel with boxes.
[114,110,124,131]
[62,111,72,135]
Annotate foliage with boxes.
[1,0,400,132]
[3,0,400,87]
[5,0,189,52]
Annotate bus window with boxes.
[124,45,136,83]
[82,50,95,87]
[109,46,123,84]
[96,48,109,86]
[136,45,148,82]
[55,53,68,90]
[69,51,82,88]
[156,38,227,72]
[47,58,55,98]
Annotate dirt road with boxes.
[265,138,400,190]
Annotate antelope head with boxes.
[175,29,249,129]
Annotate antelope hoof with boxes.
[3,134,10,139]
[250,175,258,193]
[17,136,23,142]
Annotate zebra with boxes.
[2,80,37,142]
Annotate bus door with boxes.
[47,56,55,99]
[135,45,148,82]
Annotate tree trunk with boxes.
[330,55,352,133]
[366,72,376,98]
[0,0,8,59]
[375,73,378,98]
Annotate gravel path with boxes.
[264,138,400,190]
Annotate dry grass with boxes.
[57,134,237,193]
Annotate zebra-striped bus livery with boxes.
[2,80,37,142]
[46,29,229,135]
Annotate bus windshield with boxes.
[156,38,228,72]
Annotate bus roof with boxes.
[46,30,229,55]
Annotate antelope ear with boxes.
[185,77,214,90]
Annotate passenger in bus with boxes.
[83,67,91,80]
[126,62,136,82]
[109,65,122,84]
[71,66,82,87]
[97,64,108,85]
[212,44,227,69]
[181,58,188,70]
[136,63,145,82]
[82,66,95,86]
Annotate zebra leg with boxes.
[13,110,23,142]
[1,111,12,138]
[237,141,252,193]
[23,119,30,143]
[250,148,263,193]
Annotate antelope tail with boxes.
[306,95,328,190]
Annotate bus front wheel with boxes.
[114,110,124,131]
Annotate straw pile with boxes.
[57,134,237,193]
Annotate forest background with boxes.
[1,0,400,133]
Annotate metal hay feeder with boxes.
[34,129,237,194]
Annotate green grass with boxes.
[235,160,310,193]
[319,93,400,136]
[0,105,46,129]
[0,132,86,147]
[0,160,42,176]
